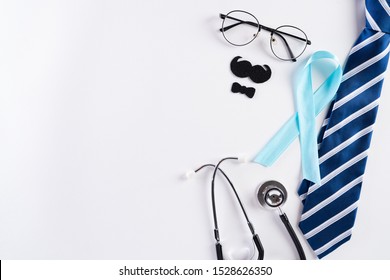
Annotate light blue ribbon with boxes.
[253,51,342,184]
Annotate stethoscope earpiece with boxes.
[257,180,288,210]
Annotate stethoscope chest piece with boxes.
[256,180,306,260]
[257,180,287,210]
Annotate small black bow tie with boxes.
[231,82,255,98]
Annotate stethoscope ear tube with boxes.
[253,234,265,260]
[196,158,265,260]
[216,242,224,260]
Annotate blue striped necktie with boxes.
[298,0,390,259]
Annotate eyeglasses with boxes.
[220,10,311,62]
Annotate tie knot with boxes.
[365,0,390,33]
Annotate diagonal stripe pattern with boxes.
[298,0,390,259]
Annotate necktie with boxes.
[298,0,390,259]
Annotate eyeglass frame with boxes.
[219,10,312,62]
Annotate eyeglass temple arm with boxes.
[219,14,259,32]
[262,25,312,45]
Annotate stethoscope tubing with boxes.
[195,158,264,260]
[278,211,306,260]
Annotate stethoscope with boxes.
[188,156,306,260]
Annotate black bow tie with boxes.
[231,82,255,98]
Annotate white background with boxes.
[0,0,389,260]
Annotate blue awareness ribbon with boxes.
[253,51,342,184]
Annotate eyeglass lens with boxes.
[270,25,308,61]
[221,11,259,46]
